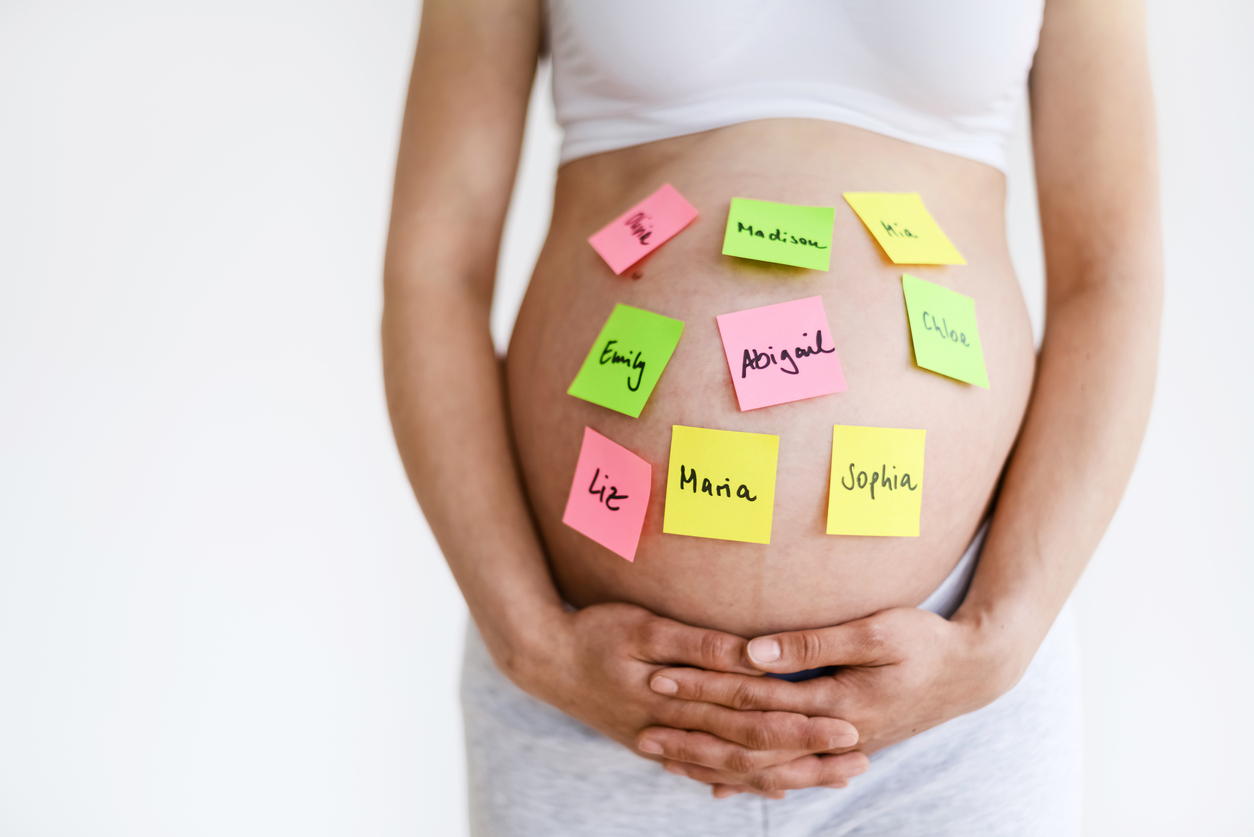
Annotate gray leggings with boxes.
[461,531,1082,836]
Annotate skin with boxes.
[383,0,1161,802]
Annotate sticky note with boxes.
[715,296,847,411]
[562,427,652,562]
[827,425,925,537]
[901,274,989,388]
[843,192,965,265]
[662,425,778,544]
[588,184,699,275]
[721,198,834,271]
[568,303,685,418]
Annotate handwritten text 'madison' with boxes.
[741,330,836,378]
[839,463,919,500]
[679,465,758,501]
[736,222,828,251]
[599,340,646,391]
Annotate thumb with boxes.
[746,619,889,673]
[639,618,761,675]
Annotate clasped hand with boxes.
[518,602,1014,800]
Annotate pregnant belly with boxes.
[506,120,1036,637]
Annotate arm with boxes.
[637,0,1162,794]
[383,0,560,684]
[959,0,1163,666]
[383,0,864,787]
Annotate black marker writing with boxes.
[921,311,971,347]
[736,222,828,250]
[840,463,918,500]
[679,465,757,502]
[587,467,628,511]
[879,220,919,239]
[740,330,836,378]
[599,339,647,391]
[625,212,653,246]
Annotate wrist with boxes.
[951,599,1049,704]
[473,598,573,696]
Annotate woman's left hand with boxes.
[637,606,1024,797]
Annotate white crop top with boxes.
[547,0,1045,173]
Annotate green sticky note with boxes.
[568,303,685,417]
[721,198,834,271]
[901,274,989,388]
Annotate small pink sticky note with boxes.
[562,427,652,561]
[588,184,698,275]
[716,296,847,411]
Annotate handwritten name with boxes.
[599,339,646,391]
[921,311,971,347]
[741,330,835,378]
[624,212,653,246]
[839,463,918,500]
[879,220,919,239]
[587,467,628,511]
[679,465,757,501]
[736,222,828,250]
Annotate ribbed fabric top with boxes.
[548,0,1045,173]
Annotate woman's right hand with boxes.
[508,602,869,799]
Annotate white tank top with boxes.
[547,0,1045,173]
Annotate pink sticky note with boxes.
[562,427,652,562]
[716,296,847,411]
[588,184,699,275]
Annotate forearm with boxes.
[948,0,1162,688]
[955,272,1162,679]
[382,282,564,677]
[381,0,558,679]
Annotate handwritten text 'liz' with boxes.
[587,467,628,511]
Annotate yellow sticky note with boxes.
[827,425,925,537]
[663,425,778,544]
[843,192,965,265]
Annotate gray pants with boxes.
[461,534,1082,836]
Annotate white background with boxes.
[1,2,1250,834]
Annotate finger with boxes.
[713,783,784,801]
[655,700,857,753]
[639,713,856,771]
[746,617,896,673]
[664,763,786,800]
[639,727,806,775]
[744,752,871,793]
[637,618,759,675]
[651,668,846,720]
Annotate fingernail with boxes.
[638,738,663,755]
[831,732,858,748]
[663,762,687,776]
[712,786,737,799]
[748,637,781,664]
[650,675,678,695]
